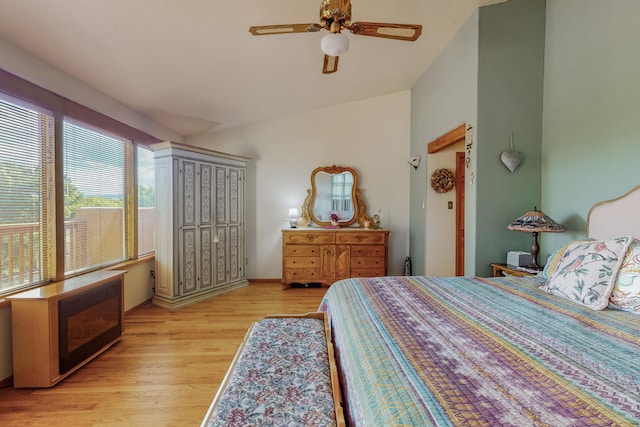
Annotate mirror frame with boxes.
[305,165,370,227]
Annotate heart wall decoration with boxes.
[500,133,524,173]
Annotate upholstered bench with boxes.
[201,312,345,426]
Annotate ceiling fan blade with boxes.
[323,55,339,74]
[249,23,322,35]
[348,22,422,41]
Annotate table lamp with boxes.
[288,208,299,228]
[507,207,564,270]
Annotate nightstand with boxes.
[491,263,538,278]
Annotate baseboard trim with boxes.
[248,278,282,284]
[152,280,249,310]
[0,374,13,388]
[125,298,153,315]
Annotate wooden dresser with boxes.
[282,228,389,288]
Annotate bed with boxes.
[318,187,640,426]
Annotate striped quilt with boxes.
[318,275,640,426]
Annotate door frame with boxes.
[427,123,467,276]
[455,152,465,276]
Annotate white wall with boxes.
[112,260,156,312]
[187,92,412,278]
[0,38,181,143]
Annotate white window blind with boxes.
[137,145,155,255]
[63,120,128,274]
[0,95,54,292]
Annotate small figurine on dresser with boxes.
[372,210,381,229]
[330,212,339,226]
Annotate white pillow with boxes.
[609,238,640,314]
[540,236,633,310]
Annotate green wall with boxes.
[475,0,546,276]
[542,0,640,256]
[412,0,639,275]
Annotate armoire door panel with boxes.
[181,160,197,227]
[199,163,213,226]
[215,227,227,284]
[181,228,197,294]
[199,226,214,289]
[228,168,240,224]
[228,225,241,281]
[215,166,227,225]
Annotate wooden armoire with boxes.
[151,142,249,310]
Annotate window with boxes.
[0,95,54,292]
[137,145,155,255]
[63,120,128,275]
[0,70,160,296]
[331,172,353,213]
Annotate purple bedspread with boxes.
[319,275,640,426]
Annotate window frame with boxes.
[0,69,161,296]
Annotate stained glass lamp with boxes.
[507,207,564,270]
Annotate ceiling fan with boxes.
[249,0,422,74]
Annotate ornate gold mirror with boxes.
[300,165,370,227]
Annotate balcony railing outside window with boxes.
[0,211,156,291]
[0,223,41,287]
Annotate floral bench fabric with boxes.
[202,317,338,426]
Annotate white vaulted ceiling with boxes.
[0,0,504,136]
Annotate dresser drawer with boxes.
[285,257,320,268]
[285,268,321,281]
[285,245,320,257]
[350,245,385,257]
[351,268,385,278]
[284,232,335,244]
[336,232,387,245]
[351,257,385,268]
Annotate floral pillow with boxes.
[540,236,633,310]
[541,239,592,279]
[609,238,640,314]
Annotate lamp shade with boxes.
[321,32,349,57]
[288,208,299,228]
[507,207,564,233]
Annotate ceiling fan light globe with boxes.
[321,32,349,56]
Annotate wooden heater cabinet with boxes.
[7,270,125,388]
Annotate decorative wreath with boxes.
[430,168,455,193]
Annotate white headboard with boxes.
[587,185,640,240]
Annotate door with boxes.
[214,165,245,286]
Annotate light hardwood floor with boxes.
[0,282,327,427]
